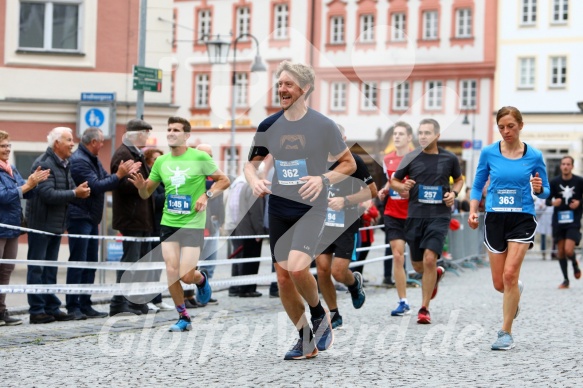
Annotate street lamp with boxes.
[205,33,266,178]
[462,109,476,185]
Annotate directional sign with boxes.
[133,65,162,92]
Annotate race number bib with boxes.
[325,208,345,227]
[558,210,574,224]
[492,189,522,212]
[389,188,403,200]
[275,159,308,185]
[418,185,443,204]
[167,194,192,215]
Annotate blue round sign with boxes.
[84,108,105,127]
[462,140,472,149]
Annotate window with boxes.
[425,81,443,110]
[460,80,477,109]
[393,81,410,110]
[550,56,567,87]
[552,0,568,23]
[391,13,406,41]
[19,1,82,52]
[331,82,347,111]
[197,9,211,42]
[360,14,375,42]
[521,0,537,25]
[518,57,536,89]
[235,73,249,107]
[330,16,345,44]
[271,74,280,106]
[455,8,472,38]
[195,74,210,108]
[237,7,250,39]
[361,82,378,110]
[274,4,289,39]
[422,11,438,40]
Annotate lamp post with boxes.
[462,109,476,185]
[204,33,266,178]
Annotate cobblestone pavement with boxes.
[2,254,583,387]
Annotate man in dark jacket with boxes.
[66,127,139,319]
[26,127,91,324]
[109,119,156,316]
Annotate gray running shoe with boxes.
[491,330,515,350]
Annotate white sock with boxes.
[400,298,408,305]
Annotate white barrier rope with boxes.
[0,254,395,294]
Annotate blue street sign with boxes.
[81,92,116,102]
[462,140,472,149]
[84,108,105,127]
[473,140,483,150]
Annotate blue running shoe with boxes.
[491,330,515,350]
[196,272,212,305]
[169,316,192,332]
[312,311,334,351]
[391,301,411,316]
[350,272,366,309]
[515,280,524,319]
[331,313,343,330]
[283,337,318,360]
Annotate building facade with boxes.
[496,0,583,177]
[172,0,497,183]
[0,0,175,172]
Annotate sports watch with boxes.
[320,175,331,186]
[206,190,214,199]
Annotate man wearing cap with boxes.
[109,119,156,316]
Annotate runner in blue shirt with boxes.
[468,106,550,351]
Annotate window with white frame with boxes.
[360,14,375,42]
[456,8,472,38]
[19,1,82,52]
[422,10,438,40]
[460,80,477,109]
[197,9,211,42]
[195,74,209,108]
[521,0,537,25]
[552,0,568,23]
[425,80,443,110]
[274,4,289,39]
[361,82,378,110]
[237,7,250,39]
[391,13,406,41]
[550,56,567,87]
[331,82,347,111]
[235,73,249,107]
[330,16,345,44]
[393,81,410,110]
[518,57,536,89]
[271,74,280,106]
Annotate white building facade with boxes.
[496,0,583,176]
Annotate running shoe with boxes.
[417,307,431,324]
[283,337,318,360]
[391,301,411,316]
[168,316,192,332]
[514,280,523,319]
[558,280,570,289]
[574,260,581,280]
[312,311,334,351]
[491,330,515,350]
[196,272,212,305]
[331,313,343,330]
[431,266,445,300]
[350,272,366,309]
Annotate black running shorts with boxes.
[384,214,407,242]
[484,212,537,253]
[405,217,450,262]
[269,212,326,263]
[552,226,582,246]
[160,225,204,248]
[318,221,359,259]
